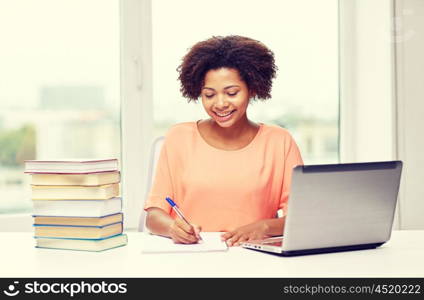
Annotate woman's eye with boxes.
[205,94,214,98]
[228,92,238,97]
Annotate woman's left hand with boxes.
[221,220,272,247]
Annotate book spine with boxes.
[33,221,123,228]
[33,233,124,241]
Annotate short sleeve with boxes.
[143,137,174,214]
[279,134,303,215]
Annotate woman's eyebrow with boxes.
[202,85,240,91]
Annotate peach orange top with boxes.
[144,121,303,232]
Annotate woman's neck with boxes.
[208,115,257,140]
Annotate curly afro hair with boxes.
[177,35,277,102]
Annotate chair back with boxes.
[138,136,165,231]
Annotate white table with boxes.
[1,231,423,277]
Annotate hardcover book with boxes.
[33,213,123,227]
[30,171,120,186]
[34,222,123,239]
[31,183,119,200]
[24,159,119,174]
[32,197,122,217]
[35,234,128,252]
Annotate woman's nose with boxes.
[214,94,229,110]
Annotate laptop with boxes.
[242,161,403,256]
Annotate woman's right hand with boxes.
[168,218,201,244]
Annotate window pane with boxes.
[0,0,120,214]
[152,0,339,164]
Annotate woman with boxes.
[144,35,303,246]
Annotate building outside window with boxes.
[0,0,121,214]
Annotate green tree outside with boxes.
[0,124,36,167]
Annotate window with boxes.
[0,0,120,214]
[152,0,339,164]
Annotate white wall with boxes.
[395,0,424,229]
[339,0,399,227]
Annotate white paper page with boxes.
[141,232,228,253]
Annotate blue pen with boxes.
[165,196,202,241]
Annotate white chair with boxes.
[138,136,165,232]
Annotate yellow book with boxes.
[31,183,119,200]
[30,171,120,186]
[34,222,123,239]
[33,213,123,227]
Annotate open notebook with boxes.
[141,232,228,253]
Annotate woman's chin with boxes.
[213,118,236,128]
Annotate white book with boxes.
[24,159,118,174]
[141,232,228,253]
[31,183,119,200]
[32,197,122,217]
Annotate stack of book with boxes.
[24,159,128,252]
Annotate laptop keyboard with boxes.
[260,237,283,247]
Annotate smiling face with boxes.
[201,68,253,128]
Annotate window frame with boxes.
[0,0,398,231]
[119,0,153,230]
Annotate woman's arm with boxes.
[220,217,285,246]
[146,207,201,244]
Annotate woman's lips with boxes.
[213,110,236,122]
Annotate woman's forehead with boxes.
[203,68,245,87]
